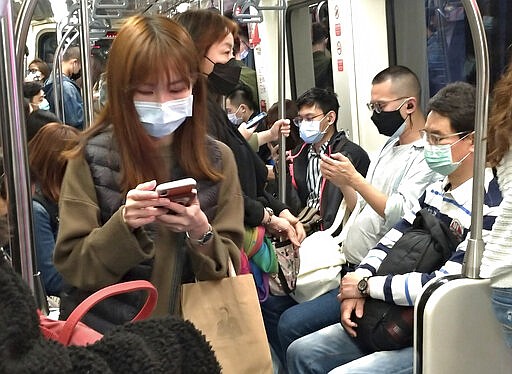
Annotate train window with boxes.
[36,31,57,67]
[425,0,512,96]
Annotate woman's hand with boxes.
[122,180,171,230]
[155,193,210,237]
[267,215,301,247]
[278,209,307,244]
[269,118,291,141]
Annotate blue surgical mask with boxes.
[39,98,50,111]
[424,134,471,176]
[299,116,329,144]
[227,106,243,125]
[134,95,193,138]
[240,48,249,61]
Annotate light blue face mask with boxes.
[424,133,471,176]
[134,95,193,138]
[227,106,243,125]
[299,115,329,144]
[39,98,50,111]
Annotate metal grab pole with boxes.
[0,2,35,289]
[277,0,287,203]
[79,0,94,129]
[460,0,490,278]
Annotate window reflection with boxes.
[426,0,512,97]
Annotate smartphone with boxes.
[245,111,268,129]
[156,178,197,206]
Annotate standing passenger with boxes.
[25,58,50,83]
[28,123,79,296]
[43,46,84,129]
[54,15,244,333]
[174,10,306,245]
[480,60,512,349]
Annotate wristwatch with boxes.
[186,224,214,245]
[357,277,370,296]
[263,207,274,226]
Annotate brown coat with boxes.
[54,140,244,316]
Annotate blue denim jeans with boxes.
[287,323,413,374]
[261,287,340,368]
[491,287,512,349]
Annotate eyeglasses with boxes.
[419,129,471,145]
[366,97,409,114]
[293,113,325,127]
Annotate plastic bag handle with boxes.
[59,280,158,345]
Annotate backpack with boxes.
[352,208,462,352]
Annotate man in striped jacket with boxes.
[286,82,503,374]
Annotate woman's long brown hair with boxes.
[488,61,512,167]
[29,123,80,202]
[69,15,221,193]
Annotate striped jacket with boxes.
[356,168,502,306]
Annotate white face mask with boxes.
[227,106,243,125]
[39,98,50,111]
[25,71,42,82]
[134,95,193,138]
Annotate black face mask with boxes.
[69,72,81,81]
[371,109,405,137]
[207,57,242,95]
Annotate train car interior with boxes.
[1,0,512,372]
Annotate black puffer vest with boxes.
[84,128,221,224]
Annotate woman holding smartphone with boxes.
[174,10,306,246]
[54,15,244,332]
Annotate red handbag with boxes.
[39,280,158,346]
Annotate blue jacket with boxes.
[44,75,83,129]
[33,199,63,296]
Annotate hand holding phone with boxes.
[155,178,197,207]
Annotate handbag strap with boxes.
[228,256,237,277]
[324,199,347,237]
[59,280,158,345]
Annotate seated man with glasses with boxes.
[286,87,371,227]
[287,80,502,374]
[261,87,371,368]
[265,66,442,372]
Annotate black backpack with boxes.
[352,208,462,353]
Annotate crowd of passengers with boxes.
[2,8,511,374]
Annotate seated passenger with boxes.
[28,123,79,296]
[287,81,502,373]
[480,61,512,349]
[53,15,244,333]
[262,66,441,369]
[286,87,370,224]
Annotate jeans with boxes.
[287,323,413,374]
[261,287,340,368]
[491,287,512,349]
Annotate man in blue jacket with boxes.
[44,46,84,130]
